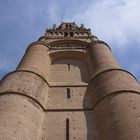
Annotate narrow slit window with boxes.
[66,118,69,140]
[66,88,71,99]
[67,64,70,71]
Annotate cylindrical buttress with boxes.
[17,42,50,80]
[0,42,50,140]
[88,41,140,140]
[88,41,119,77]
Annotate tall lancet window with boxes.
[66,118,69,140]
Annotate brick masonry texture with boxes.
[0,71,49,108]
[0,23,140,140]
[39,111,99,140]
[0,94,43,140]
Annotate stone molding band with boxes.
[92,90,140,110]
[49,84,88,87]
[1,72,139,111]
[45,108,93,112]
[26,40,111,52]
[38,36,46,41]
[2,90,139,112]
[1,70,88,88]
[89,68,137,84]
[0,91,96,112]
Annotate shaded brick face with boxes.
[49,59,90,83]
[47,59,92,110]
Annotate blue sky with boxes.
[0,0,140,81]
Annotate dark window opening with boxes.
[70,32,74,37]
[66,25,68,28]
[64,32,68,37]
[67,64,70,71]
[60,32,63,35]
[76,32,79,35]
[69,25,72,28]
[66,88,71,99]
[66,118,69,140]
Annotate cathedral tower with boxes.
[0,22,140,140]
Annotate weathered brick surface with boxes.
[88,70,140,106]
[87,43,120,77]
[94,93,140,140]
[40,111,99,140]
[46,58,94,110]
[0,94,43,140]
[17,44,50,81]
[0,71,49,108]
[88,42,140,140]
[49,59,90,83]
[46,86,94,109]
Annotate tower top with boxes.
[45,22,97,40]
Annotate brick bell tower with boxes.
[0,22,140,140]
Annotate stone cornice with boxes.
[26,39,112,51]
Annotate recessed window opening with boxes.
[66,118,69,140]
[69,25,72,28]
[70,32,74,37]
[66,88,71,99]
[64,32,68,37]
[60,32,63,35]
[67,64,70,71]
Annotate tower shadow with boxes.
[83,85,99,140]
